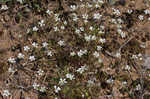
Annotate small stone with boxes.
[143,56,150,69]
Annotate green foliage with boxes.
[144,95,150,99]
[0,0,11,3]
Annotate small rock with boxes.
[144,56,150,69]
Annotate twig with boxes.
[118,36,134,52]
[104,36,134,58]
[137,63,145,99]
[105,50,116,58]
[43,71,49,83]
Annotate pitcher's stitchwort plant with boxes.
[1,0,148,98]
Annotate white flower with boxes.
[87,80,94,85]
[106,78,114,84]
[77,50,87,57]
[140,43,146,48]
[47,51,53,56]
[111,18,117,24]
[82,14,88,20]
[46,9,53,15]
[8,67,15,73]
[98,58,103,63]
[99,38,106,43]
[75,29,81,34]
[93,13,102,20]
[127,9,133,14]
[84,35,91,42]
[54,86,61,93]
[98,0,104,3]
[8,57,16,63]
[138,53,142,57]
[97,46,102,51]
[26,28,30,34]
[32,26,38,31]
[73,16,79,21]
[117,18,123,24]
[100,25,105,30]
[59,78,67,85]
[117,29,122,34]
[144,9,150,14]
[32,42,38,48]
[138,53,143,60]
[87,2,92,8]
[83,49,87,54]
[93,51,100,58]
[55,13,59,17]
[2,90,11,97]
[122,81,127,85]
[18,34,22,38]
[135,84,141,91]
[117,24,122,29]
[24,46,30,51]
[40,86,46,92]
[33,82,40,90]
[98,30,105,34]
[58,40,65,46]
[138,15,144,20]
[38,20,45,27]
[84,34,96,41]
[125,65,130,70]
[92,0,97,2]
[66,74,75,80]
[70,5,78,11]
[95,4,100,8]
[55,17,60,22]
[54,14,60,22]
[139,57,143,60]
[119,32,124,38]
[60,25,65,30]
[84,19,88,23]
[54,26,59,31]
[25,97,30,99]
[78,51,83,57]
[82,94,85,98]
[91,35,96,40]
[29,56,35,61]
[64,21,67,25]
[132,55,138,59]
[80,27,84,31]
[17,53,24,59]
[112,8,120,15]
[77,65,87,74]
[42,42,48,47]
[37,69,44,76]
[115,52,121,58]
[89,26,93,31]
[148,17,150,21]
[80,4,85,8]
[70,51,76,56]
[1,5,8,10]
[148,73,150,77]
